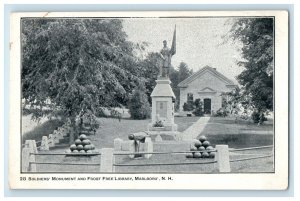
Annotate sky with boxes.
[122,17,244,83]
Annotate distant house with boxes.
[177,66,237,115]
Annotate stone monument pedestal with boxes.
[148,77,178,132]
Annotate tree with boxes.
[170,62,193,110]
[128,84,151,119]
[22,18,142,122]
[229,18,273,122]
[138,52,161,102]
[222,87,250,119]
[178,62,193,82]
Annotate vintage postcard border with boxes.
[9,11,288,189]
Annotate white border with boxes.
[9,11,288,190]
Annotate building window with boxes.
[221,95,228,108]
[187,93,193,103]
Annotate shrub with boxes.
[183,101,194,111]
[95,108,108,118]
[214,108,228,117]
[128,87,151,120]
[153,120,164,127]
[251,111,267,124]
[192,98,204,116]
[183,99,204,116]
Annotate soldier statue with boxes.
[160,27,176,78]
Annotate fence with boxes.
[22,121,74,152]
[228,145,273,163]
[21,142,273,173]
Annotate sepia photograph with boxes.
[8,11,288,189]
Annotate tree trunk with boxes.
[68,116,79,145]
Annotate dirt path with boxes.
[181,117,211,140]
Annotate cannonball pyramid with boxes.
[186,135,216,159]
[69,134,96,153]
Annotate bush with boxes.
[95,108,108,118]
[153,120,164,127]
[192,99,204,116]
[251,111,267,124]
[183,99,204,116]
[128,87,151,120]
[214,108,228,117]
[183,101,194,111]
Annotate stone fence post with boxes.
[25,140,38,153]
[100,148,114,172]
[52,130,60,143]
[22,140,37,172]
[40,136,49,151]
[22,147,31,172]
[215,145,231,173]
[48,134,55,147]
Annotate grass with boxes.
[22,116,64,144]
[88,116,199,149]
[197,117,273,148]
[22,115,199,148]
[23,115,274,173]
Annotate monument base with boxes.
[147,123,178,132]
[146,127,182,141]
[114,136,153,159]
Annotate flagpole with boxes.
[171,25,176,56]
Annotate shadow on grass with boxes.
[207,134,273,149]
[198,117,273,149]
[22,119,64,144]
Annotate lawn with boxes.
[22,115,199,149]
[23,115,274,173]
[90,116,199,149]
[22,115,64,144]
[197,117,273,148]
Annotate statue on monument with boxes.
[159,26,176,78]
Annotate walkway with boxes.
[181,116,211,141]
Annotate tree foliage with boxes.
[128,84,151,119]
[169,62,193,110]
[21,18,193,122]
[230,18,274,113]
[22,18,142,120]
[138,52,161,101]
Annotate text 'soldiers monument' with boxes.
[148,26,178,132]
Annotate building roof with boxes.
[177,65,236,88]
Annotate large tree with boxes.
[22,18,142,121]
[137,52,161,101]
[169,62,193,110]
[229,18,274,115]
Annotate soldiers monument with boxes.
[148,26,178,134]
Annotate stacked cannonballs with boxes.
[186,135,215,159]
[69,134,96,153]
